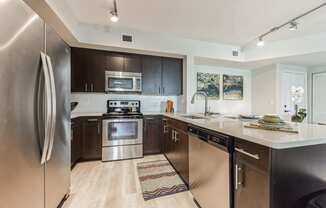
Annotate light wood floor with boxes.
[63,155,197,208]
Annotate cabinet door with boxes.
[124,54,142,73]
[71,119,83,168]
[162,58,183,95]
[71,48,87,92]
[143,116,162,155]
[142,56,162,95]
[106,52,124,71]
[234,155,269,208]
[165,126,175,164]
[83,118,102,160]
[175,130,189,185]
[87,50,106,92]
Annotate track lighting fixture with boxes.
[289,22,298,31]
[249,2,326,48]
[110,0,119,23]
[257,37,265,47]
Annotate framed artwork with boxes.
[223,75,243,100]
[197,72,220,100]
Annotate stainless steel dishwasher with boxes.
[188,126,233,208]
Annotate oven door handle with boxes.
[104,118,142,123]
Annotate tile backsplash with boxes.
[71,93,181,113]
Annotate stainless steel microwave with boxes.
[105,71,142,93]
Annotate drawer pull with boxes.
[87,119,98,122]
[235,147,260,160]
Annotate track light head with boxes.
[257,37,265,47]
[110,11,119,22]
[289,21,298,31]
[110,0,119,23]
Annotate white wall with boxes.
[71,93,181,114]
[308,65,326,123]
[188,65,252,115]
[252,64,308,118]
[252,65,278,115]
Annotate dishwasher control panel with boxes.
[188,126,234,152]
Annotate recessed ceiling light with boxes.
[257,37,265,47]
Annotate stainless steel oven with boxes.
[105,71,142,93]
[102,99,143,161]
[102,118,143,146]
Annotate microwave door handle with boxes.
[40,52,52,165]
[45,55,57,162]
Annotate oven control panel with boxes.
[108,100,139,108]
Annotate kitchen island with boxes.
[163,113,326,208]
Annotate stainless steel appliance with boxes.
[0,1,71,207]
[105,71,142,93]
[102,100,143,161]
[188,126,233,208]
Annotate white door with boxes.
[280,71,307,115]
[312,72,326,124]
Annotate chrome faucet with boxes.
[191,91,209,116]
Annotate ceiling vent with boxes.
[122,35,133,42]
[232,50,239,57]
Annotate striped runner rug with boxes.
[137,159,188,200]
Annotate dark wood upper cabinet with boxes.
[71,48,88,92]
[124,54,142,72]
[71,48,183,95]
[106,52,124,72]
[162,58,183,95]
[142,56,162,95]
[87,50,106,92]
[143,116,163,155]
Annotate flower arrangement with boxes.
[290,86,306,123]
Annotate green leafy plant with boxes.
[291,108,307,123]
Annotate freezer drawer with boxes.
[102,145,143,161]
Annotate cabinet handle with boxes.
[91,83,94,92]
[235,164,242,190]
[162,87,165,95]
[85,83,88,92]
[87,119,98,122]
[174,131,179,142]
[158,86,161,95]
[97,122,100,135]
[163,125,168,133]
[235,147,260,160]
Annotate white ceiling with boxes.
[64,0,326,46]
[195,52,326,70]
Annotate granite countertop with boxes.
[163,113,326,149]
[70,111,326,149]
[71,112,104,119]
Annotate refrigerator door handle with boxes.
[45,55,57,161]
[40,52,52,164]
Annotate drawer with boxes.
[102,145,143,161]
[234,138,271,172]
[166,118,188,133]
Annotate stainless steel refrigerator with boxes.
[0,0,71,207]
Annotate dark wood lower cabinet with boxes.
[143,116,163,155]
[71,118,83,168]
[71,116,102,169]
[83,117,102,160]
[234,156,269,208]
[164,117,189,185]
